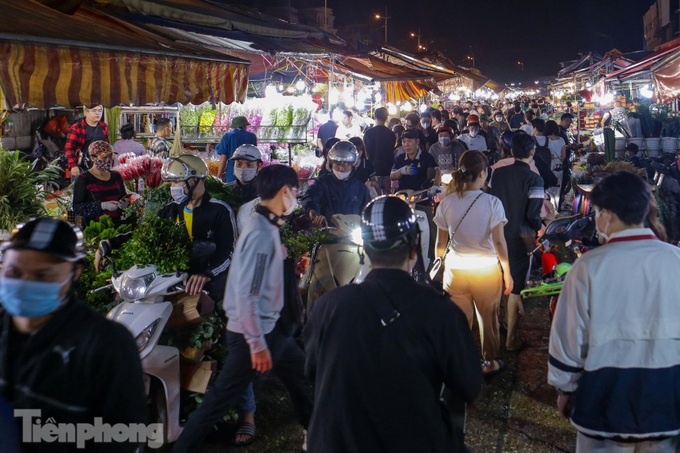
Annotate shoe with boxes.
[302,429,308,452]
[482,359,506,378]
[506,339,527,352]
[232,422,256,447]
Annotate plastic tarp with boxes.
[0,42,248,109]
[652,48,680,103]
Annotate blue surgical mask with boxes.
[0,275,71,318]
[438,137,451,147]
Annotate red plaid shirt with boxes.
[65,119,109,170]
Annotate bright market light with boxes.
[295,80,306,91]
[265,84,277,97]
[375,92,382,102]
[286,86,296,93]
[387,103,397,115]
[329,88,340,105]
[277,83,284,92]
[344,96,355,109]
[401,103,412,112]
[449,93,461,101]
[419,103,428,113]
[331,107,344,122]
[640,85,653,99]
[602,92,615,105]
[356,100,366,110]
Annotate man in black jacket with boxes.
[0,218,146,452]
[489,133,544,351]
[304,196,482,453]
[302,141,371,227]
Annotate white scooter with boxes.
[95,263,190,445]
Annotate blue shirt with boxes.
[216,128,257,183]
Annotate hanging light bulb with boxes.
[295,80,306,91]
[344,96,355,109]
[374,92,382,103]
[419,103,428,113]
[387,103,397,115]
[265,84,277,97]
[277,83,284,92]
[640,85,653,99]
[329,88,340,105]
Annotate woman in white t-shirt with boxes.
[543,120,567,202]
[434,150,513,377]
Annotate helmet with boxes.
[229,144,262,162]
[501,130,515,152]
[161,154,209,182]
[1,218,85,263]
[361,196,419,250]
[327,141,358,166]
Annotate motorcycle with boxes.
[521,212,598,320]
[94,254,214,445]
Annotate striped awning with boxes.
[0,42,249,109]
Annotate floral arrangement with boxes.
[114,154,164,188]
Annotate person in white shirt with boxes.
[459,115,487,151]
[335,110,362,139]
[434,150,513,377]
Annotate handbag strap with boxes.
[443,192,484,255]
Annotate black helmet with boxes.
[501,130,515,152]
[361,196,419,250]
[1,218,85,262]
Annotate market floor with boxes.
[190,297,576,453]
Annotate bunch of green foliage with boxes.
[280,209,327,259]
[203,176,242,207]
[123,183,172,221]
[82,215,132,246]
[0,150,50,232]
[116,216,191,273]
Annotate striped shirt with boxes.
[72,171,126,226]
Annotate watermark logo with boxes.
[15,409,163,449]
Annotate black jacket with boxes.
[489,161,544,238]
[304,269,482,453]
[301,173,370,223]
[158,192,237,280]
[0,298,146,452]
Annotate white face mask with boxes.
[171,185,187,204]
[495,116,503,123]
[596,217,611,244]
[333,169,352,180]
[283,189,298,216]
[469,130,479,138]
[234,167,257,183]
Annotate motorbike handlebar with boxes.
[90,283,113,294]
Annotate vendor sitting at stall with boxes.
[301,140,371,228]
[72,141,128,227]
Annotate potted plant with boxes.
[0,149,55,235]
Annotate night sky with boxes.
[330,0,656,83]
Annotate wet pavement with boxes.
[197,296,576,452]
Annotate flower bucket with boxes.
[645,138,661,157]
[661,137,678,154]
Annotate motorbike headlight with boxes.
[120,272,156,301]
[351,227,363,246]
[135,318,161,351]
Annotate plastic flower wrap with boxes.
[198,108,217,135]
[213,106,231,134]
[181,104,199,140]
[113,155,164,184]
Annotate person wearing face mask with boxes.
[490,110,509,134]
[548,171,680,452]
[227,144,263,203]
[0,218,146,451]
[173,165,313,453]
[459,115,488,151]
[429,125,466,181]
[72,140,129,227]
[419,111,438,147]
[301,141,371,228]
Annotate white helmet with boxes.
[161,154,209,182]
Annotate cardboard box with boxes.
[180,360,216,394]
[167,292,214,328]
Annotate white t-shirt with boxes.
[335,124,362,140]
[521,124,533,135]
[433,190,507,269]
[460,134,487,151]
[537,136,565,171]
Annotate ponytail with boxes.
[449,150,488,197]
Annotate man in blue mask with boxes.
[0,218,146,451]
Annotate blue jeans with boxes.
[172,326,312,452]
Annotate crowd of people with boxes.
[2,95,680,453]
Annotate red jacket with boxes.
[65,119,109,171]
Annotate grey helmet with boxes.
[327,140,358,166]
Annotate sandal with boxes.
[482,359,506,378]
[233,422,256,446]
[506,339,527,352]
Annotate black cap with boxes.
[1,218,85,262]
[401,129,420,140]
[625,143,639,153]
[361,196,419,250]
[561,113,574,120]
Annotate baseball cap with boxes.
[401,129,420,140]
[625,143,639,153]
[229,144,262,161]
[467,114,480,125]
[479,114,490,122]
[437,125,453,135]
[230,116,251,128]
[561,113,574,120]
[1,218,85,263]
